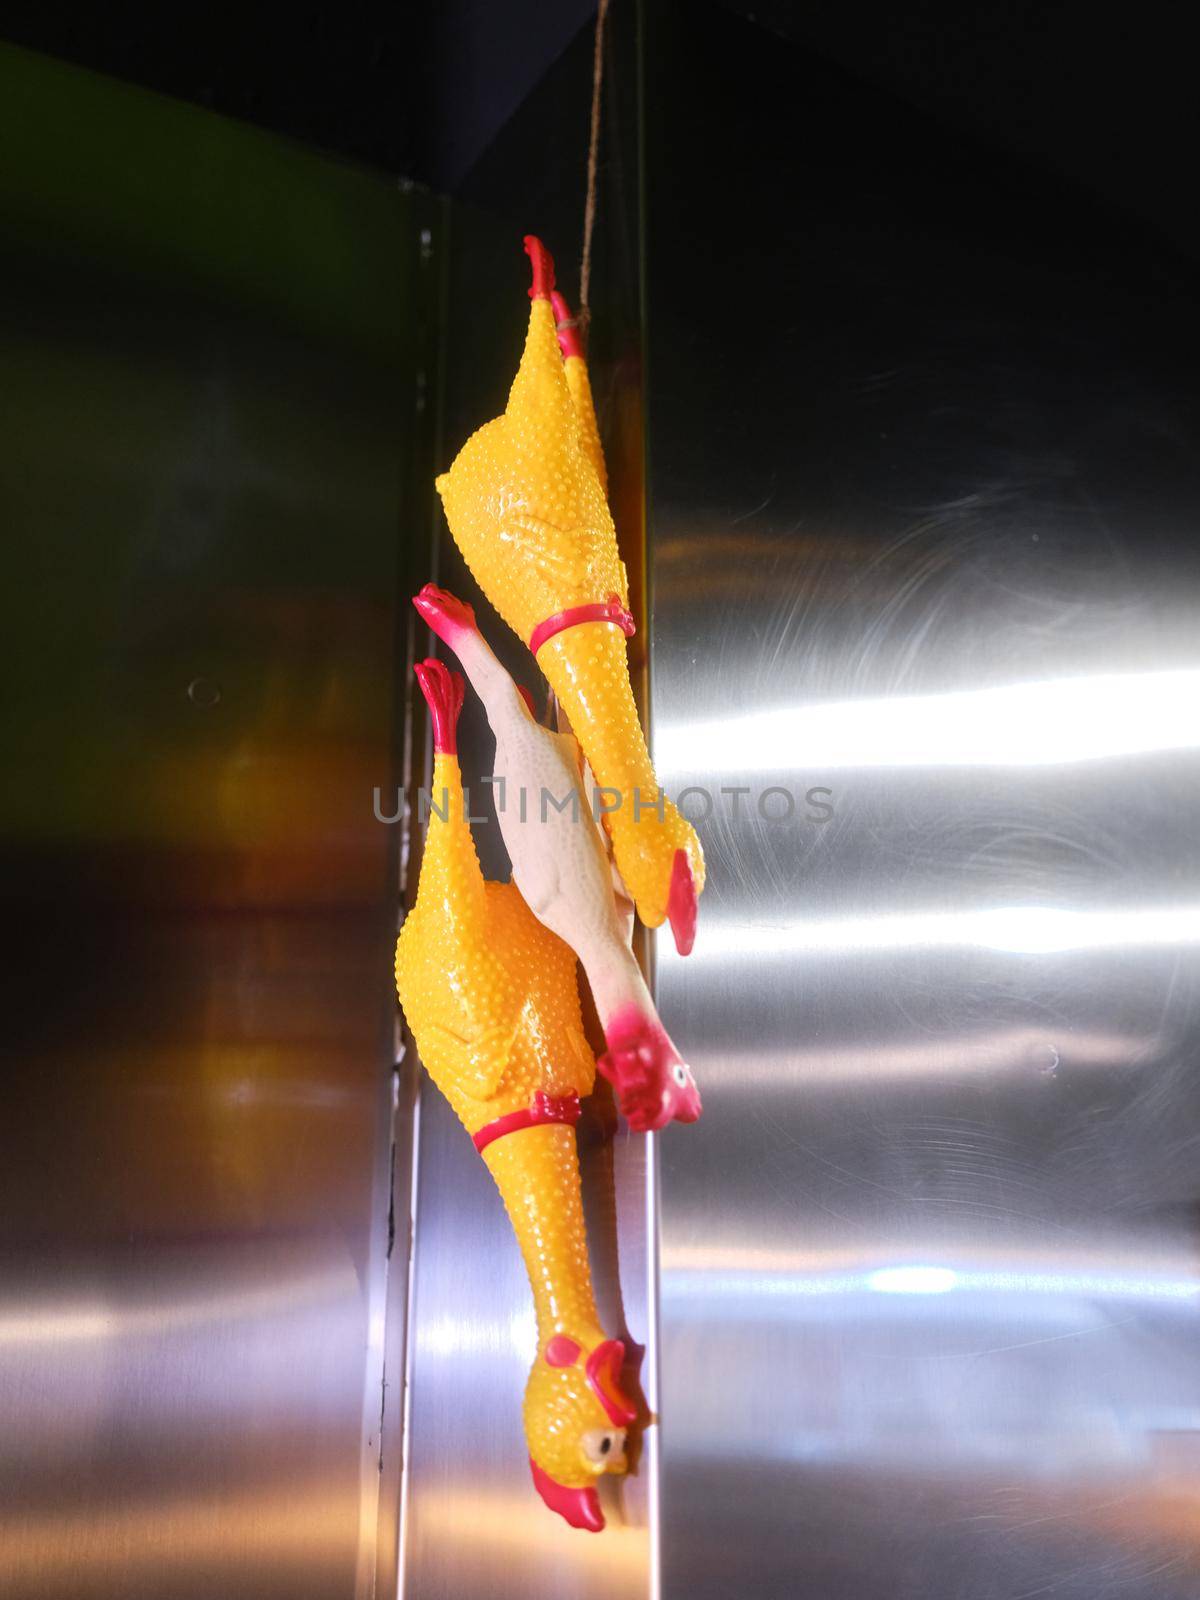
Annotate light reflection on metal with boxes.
[415,1306,539,1360]
[662,1264,1200,1307]
[0,47,431,1600]
[658,668,1200,776]
[676,1028,1133,1088]
[645,5,1200,1594]
[0,1269,354,1348]
[682,903,1200,959]
[867,1266,959,1294]
[0,1489,360,1595]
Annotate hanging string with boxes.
[578,0,611,339]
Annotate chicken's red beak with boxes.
[530,1460,604,1532]
[597,1008,704,1132]
[585,1339,637,1427]
[667,849,697,956]
[675,1080,703,1123]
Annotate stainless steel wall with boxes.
[0,46,436,1600]
[645,5,1200,1597]
[10,11,1200,1599]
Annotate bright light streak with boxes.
[657,667,1200,776]
[868,1266,959,1295]
[665,1266,1199,1306]
[689,902,1200,960]
[418,1305,536,1360]
[683,1026,1132,1089]
[0,1309,115,1347]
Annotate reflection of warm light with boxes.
[689,903,1200,960]
[0,1267,350,1349]
[658,667,1200,775]
[408,1483,649,1563]
[0,1309,115,1346]
[0,1487,356,1592]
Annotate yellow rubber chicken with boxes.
[394,658,636,1532]
[435,236,704,953]
[551,288,607,498]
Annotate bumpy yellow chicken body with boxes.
[395,660,634,1531]
[435,239,704,949]
[552,290,608,498]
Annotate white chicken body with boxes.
[413,582,702,1131]
[452,635,652,1028]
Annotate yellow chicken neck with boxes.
[562,351,607,497]
[536,623,705,924]
[483,1124,606,1348]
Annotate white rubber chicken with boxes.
[413,582,702,1132]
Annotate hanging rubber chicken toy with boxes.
[435,236,704,954]
[395,660,638,1531]
[412,581,701,1132]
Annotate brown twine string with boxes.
[577,0,611,343]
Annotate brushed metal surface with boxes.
[0,46,434,1600]
[645,5,1200,1598]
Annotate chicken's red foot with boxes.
[596,1042,670,1133]
[667,849,698,957]
[524,234,556,301]
[413,583,478,649]
[414,658,465,755]
[551,289,585,360]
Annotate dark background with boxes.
[1,0,1198,275]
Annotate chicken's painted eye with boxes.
[672,1063,689,1088]
[582,1427,626,1468]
